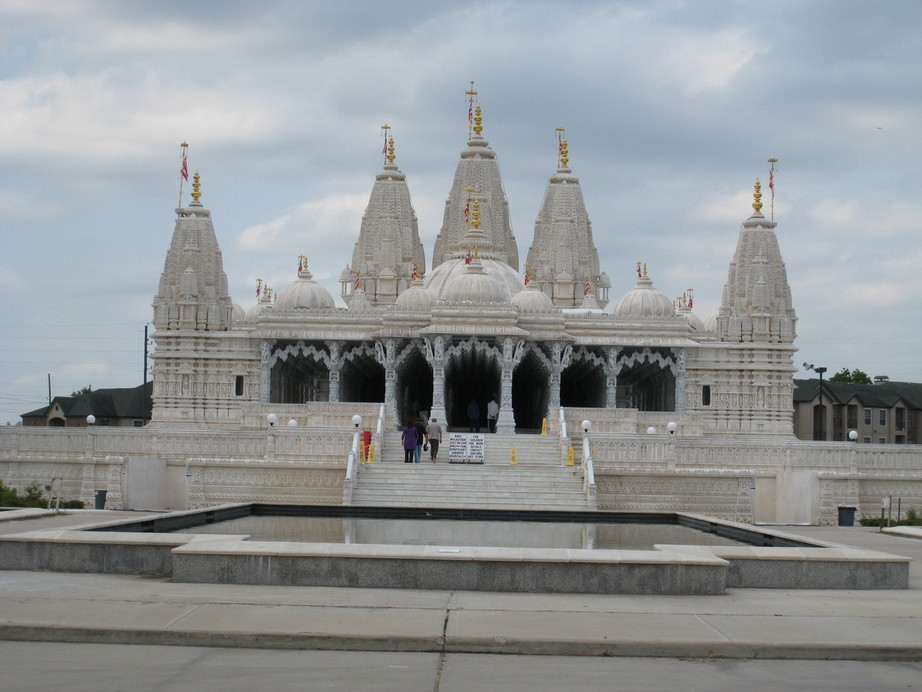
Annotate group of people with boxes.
[467,397,499,433]
[402,397,500,463]
[401,416,444,463]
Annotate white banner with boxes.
[447,433,484,462]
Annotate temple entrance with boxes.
[444,343,500,431]
[617,348,676,411]
[270,355,329,403]
[560,349,606,408]
[512,350,549,431]
[340,346,384,402]
[395,348,432,426]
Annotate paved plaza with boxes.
[1,511,921,690]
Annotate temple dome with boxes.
[511,283,556,312]
[613,273,673,318]
[232,303,246,325]
[275,269,335,310]
[705,311,719,332]
[438,258,508,304]
[395,279,436,308]
[424,256,521,302]
[677,305,706,332]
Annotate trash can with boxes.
[94,490,107,510]
[837,506,857,526]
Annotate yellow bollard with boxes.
[566,446,575,466]
[541,418,547,435]
[366,444,375,463]
[510,447,517,465]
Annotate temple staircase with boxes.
[351,432,589,510]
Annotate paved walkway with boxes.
[1,511,921,661]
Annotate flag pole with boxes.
[768,156,777,222]
[178,142,189,208]
[465,82,477,139]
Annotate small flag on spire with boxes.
[180,154,188,182]
[256,278,263,299]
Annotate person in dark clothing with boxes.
[467,398,480,433]
[401,421,418,463]
[413,417,427,463]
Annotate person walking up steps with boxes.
[413,417,427,463]
[427,417,443,462]
[401,420,418,464]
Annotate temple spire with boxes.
[524,130,609,307]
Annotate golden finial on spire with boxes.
[472,198,481,229]
[387,137,395,165]
[473,105,483,137]
[752,179,763,214]
[556,127,568,168]
[191,169,201,202]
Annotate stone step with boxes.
[352,460,589,510]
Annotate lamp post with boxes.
[804,363,828,441]
[266,413,278,427]
[849,430,858,442]
[667,421,677,435]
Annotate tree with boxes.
[829,368,872,385]
[70,385,93,397]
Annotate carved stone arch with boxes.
[616,347,677,411]
[269,341,331,369]
[512,342,551,431]
[561,346,607,408]
[269,340,332,404]
[394,339,433,426]
[340,342,385,403]
[442,337,502,430]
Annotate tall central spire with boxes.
[431,86,519,270]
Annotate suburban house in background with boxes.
[21,382,152,428]
[793,378,920,444]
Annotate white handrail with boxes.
[345,429,360,481]
[582,434,596,488]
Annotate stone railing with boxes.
[561,407,704,437]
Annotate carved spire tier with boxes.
[432,100,519,270]
[152,171,233,331]
[525,132,609,308]
[717,180,796,343]
[341,132,425,306]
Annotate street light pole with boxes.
[804,363,827,441]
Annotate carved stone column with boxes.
[605,347,621,408]
[260,340,272,403]
[328,341,342,403]
[376,339,398,428]
[549,343,563,410]
[497,338,525,434]
[425,336,447,425]
[674,348,687,413]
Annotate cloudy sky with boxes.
[2,0,920,424]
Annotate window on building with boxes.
[879,409,887,426]
[863,437,871,444]
[879,437,886,444]
[896,408,905,431]
[864,408,871,425]
[846,405,857,429]
[235,375,244,396]
[702,385,711,407]
[133,420,144,428]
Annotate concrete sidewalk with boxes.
[1,515,921,661]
